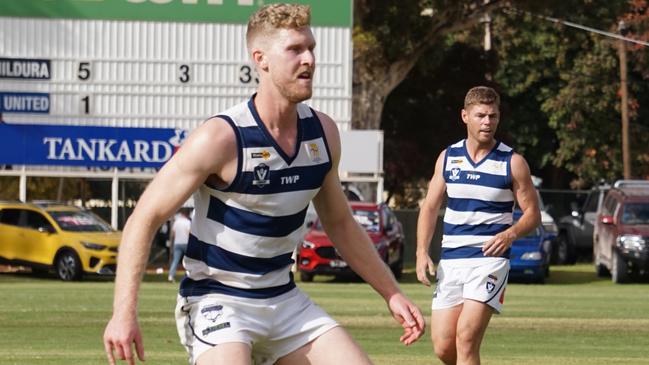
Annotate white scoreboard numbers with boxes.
[0,0,353,131]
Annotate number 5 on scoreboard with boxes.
[78,62,92,81]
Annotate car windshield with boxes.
[352,209,380,232]
[48,211,114,232]
[621,203,649,225]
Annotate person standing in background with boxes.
[168,207,191,282]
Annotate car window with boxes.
[25,210,54,231]
[584,192,599,212]
[621,203,649,225]
[0,208,21,226]
[603,195,617,215]
[352,209,380,233]
[48,210,113,232]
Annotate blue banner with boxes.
[0,92,50,113]
[0,123,188,168]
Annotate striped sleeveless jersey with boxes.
[441,139,514,260]
[179,96,332,298]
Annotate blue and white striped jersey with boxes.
[441,139,514,260]
[179,96,332,299]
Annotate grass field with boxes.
[0,264,648,365]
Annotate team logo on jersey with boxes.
[252,163,270,187]
[251,150,271,160]
[450,159,463,164]
[307,143,322,162]
[201,304,223,322]
[449,167,461,181]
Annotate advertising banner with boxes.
[0,123,187,168]
[0,0,352,27]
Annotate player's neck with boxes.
[253,86,298,130]
[465,137,496,161]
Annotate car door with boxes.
[598,196,619,265]
[21,210,57,265]
[0,208,23,260]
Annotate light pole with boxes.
[618,20,631,179]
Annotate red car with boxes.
[298,202,405,282]
[593,180,649,283]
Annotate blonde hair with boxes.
[246,4,311,49]
[464,86,500,109]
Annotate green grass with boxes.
[0,265,648,364]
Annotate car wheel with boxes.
[56,250,82,281]
[553,233,576,265]
[611,250,629,284]
[300,271,314,282]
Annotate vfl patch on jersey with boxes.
[486,281,496,293]
[252,163,270,187]
[449,167,461,181]
[251,150,271,160]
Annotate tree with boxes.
[352,0,509,130]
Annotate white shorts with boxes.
[175,287,339,365]
[432,258,510,313]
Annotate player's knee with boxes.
[455,331,480,357]
[433,339,456,364]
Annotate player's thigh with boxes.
[431,304,463,344]
[196,342,252,365]
[275,326,372,365]
[456,299,493,343]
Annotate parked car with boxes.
[298,202,404,282]
[593,180,649,283]
[0,201,120,280]
[555,182,611,264]
[509,211,553,283]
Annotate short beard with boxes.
[278,83,312,103]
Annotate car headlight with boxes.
[542,222,558,235]
[520,251,542,260]
[81,241,107,251]
[302,240,316,249]
[616,235,646,251]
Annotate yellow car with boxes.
[0,201,120,280]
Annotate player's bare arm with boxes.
[312,111,425,345]
[415,150,446,286]
[103,118,236,365]
[482,153,541,257]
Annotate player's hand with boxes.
[415,253,435,286]
[103,314,145,365]
[482,230,516,257]
[387,292,425,345]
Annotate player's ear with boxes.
[252,49,269,71]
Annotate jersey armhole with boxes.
[203,115,242,192]
[442,147,451,183]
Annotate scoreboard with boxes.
[0,0,353,131]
